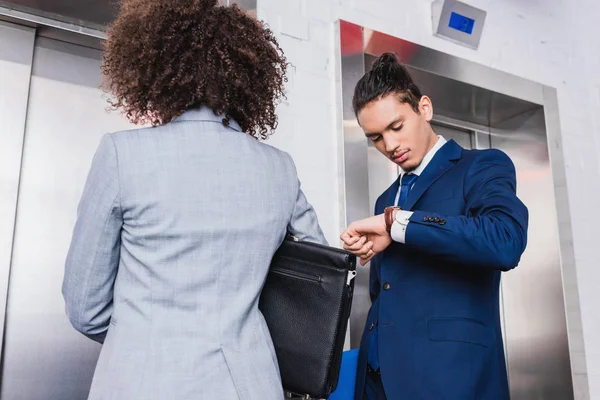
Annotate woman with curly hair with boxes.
[61,0,326,398]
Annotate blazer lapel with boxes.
[402,139,463,211]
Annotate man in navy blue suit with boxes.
[341,53,528,400]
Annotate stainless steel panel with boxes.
[491,109,574,399]
[431,122,473,148]
[0,20,34,365]
[333,20,353,350]
[0,1,258,48]
[337,21,373,347]
[363,29,544,105]
[542,86,589,396]
[0,37,133,400]
[220,0,257,10]
[432,0,487,49]
[475,130,492,149]
[365,54,541,128]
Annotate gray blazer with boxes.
[62,107,326,399]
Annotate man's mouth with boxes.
[392,150,409,163]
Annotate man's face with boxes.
[357,94,436,172]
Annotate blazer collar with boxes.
[402,139,462,210]
[385,139,463,210]
[173,107,242,132]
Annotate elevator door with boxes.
[491,109,573,399]
[0,36,134,400]
[431,123,473,150]
[431,118,573,400]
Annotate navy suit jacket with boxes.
[354,139,528,400]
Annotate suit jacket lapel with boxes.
[402,139,463,211]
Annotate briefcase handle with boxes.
[283,233,357,286]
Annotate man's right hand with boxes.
[340,213,393,265]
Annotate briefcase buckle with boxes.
[347,270,357,286]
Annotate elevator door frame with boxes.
[0,19,35,365]
[335,19,586,399]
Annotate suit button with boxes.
[423,216,430,222]
[383,282,391,291]
[433,217,440,222]
[440,219,447,225]
[369,322,375,331]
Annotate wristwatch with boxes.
[384,206,401,233]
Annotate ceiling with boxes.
[0,0,256,31]
[0,0,116,29]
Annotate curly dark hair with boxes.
[353,53,422,117]
[102,0,288,140]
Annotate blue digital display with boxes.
[448,12,475,35]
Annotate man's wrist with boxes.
[384,206,401,233]
[390,209,414,243]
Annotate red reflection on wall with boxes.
[340,20,363,56]
[365,31,418,62]
[340,20,418,63]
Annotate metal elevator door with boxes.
[431,119,573,400]
[0,33,134,399]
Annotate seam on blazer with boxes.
[77,193,120,332]
[107,132,123,215]
[76,134,122,333]
[220,349,243,399]
[286,152,300,227]
[216,129,226,347]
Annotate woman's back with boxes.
[63,108,326,399]
[61,0,320,397]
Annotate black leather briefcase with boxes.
[259,236,357,399]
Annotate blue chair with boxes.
[328,349,359,399]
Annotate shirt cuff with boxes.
[390,210,413,243]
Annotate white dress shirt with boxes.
[390,136,447,243]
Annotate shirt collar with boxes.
[401,135,447,178]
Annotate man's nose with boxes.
[384,137,398,154]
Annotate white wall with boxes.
[258,0,600,398]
